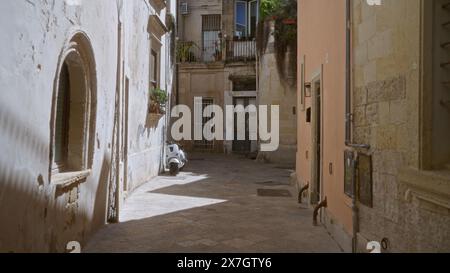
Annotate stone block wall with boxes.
[352,0,450,252]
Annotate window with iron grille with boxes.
[194,98,215,150]
[202,14,222,62]
[150,49,158,89]
[421,0,450,169]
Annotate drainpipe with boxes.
[344,0,363,253]
[351,153,359,253]
[344,0,370,151]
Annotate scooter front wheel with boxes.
[169,163,179,176]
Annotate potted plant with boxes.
[149,88,168,115]
[176,41,198,63]
[214,33,225,61]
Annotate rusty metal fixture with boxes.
[313,197,328,226]
[381,238,390,251]
[298,183,309,204]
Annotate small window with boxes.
[421,0,450,169]
[235,0,259,38]
[150,50,158,89]
[194,98,215,150]
[306,107,311,123]
[235,1,248,37]
[249,0,258,38]
[52,34,96,175]
[233,78,257,91]
[54,62,71,170]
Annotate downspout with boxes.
[351,153,359,253]
[175,0,180,107]
[313,197,327,226]
[345,0,352,147]
[345,0,370,150]
[345,0,362,253]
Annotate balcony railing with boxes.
[177,37,256,64]
[225,38,256,62]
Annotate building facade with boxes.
[176,0,297,165]
[296,0,450,252]
[296,0,352,251]
[176,0,259,154]
[0,0,176,252]
[351,0,450,252]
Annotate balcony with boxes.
[225,38,256,62]
[177,37,256,64]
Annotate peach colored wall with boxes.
[297,0,352,235]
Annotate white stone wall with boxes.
[0,0,174,252]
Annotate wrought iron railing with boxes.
[177,37,256,63]
[225,38,256,62]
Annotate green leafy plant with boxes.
[176,41,198,63]
[149,88,167,114]
[257,0,297,84]
[260,0,281,20]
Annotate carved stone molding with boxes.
[399,168,450,210]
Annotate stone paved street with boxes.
[84,154,343,253]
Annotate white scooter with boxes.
[166,142,187,176]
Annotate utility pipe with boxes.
[351,153,360,253]
[313,197,327,226]
[344,0,370,150]
[298,183,309,204]
[344,0,362,253]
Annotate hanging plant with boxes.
[149,88,167,114]
[257,0,297,84]
[274,0,297,83]
[176,41,198,63]
[260,0,281,20]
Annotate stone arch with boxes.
[49,31,97,178]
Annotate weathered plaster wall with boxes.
[0,0,173,252]
[352,0,450,252]
[122,0,172,192]
[0,0,118,253]
[258,21,297,166]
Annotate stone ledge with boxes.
[179,62,226,70]
[399,167,450,209]
[150,0,166,13]
[146,113,164,128]
[52,170,91,191]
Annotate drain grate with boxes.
[161,176,187,180]
[255,181,289,186]
[257,189,292,197]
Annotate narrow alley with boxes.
[85,154,342,253]
[1,0,449,256]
